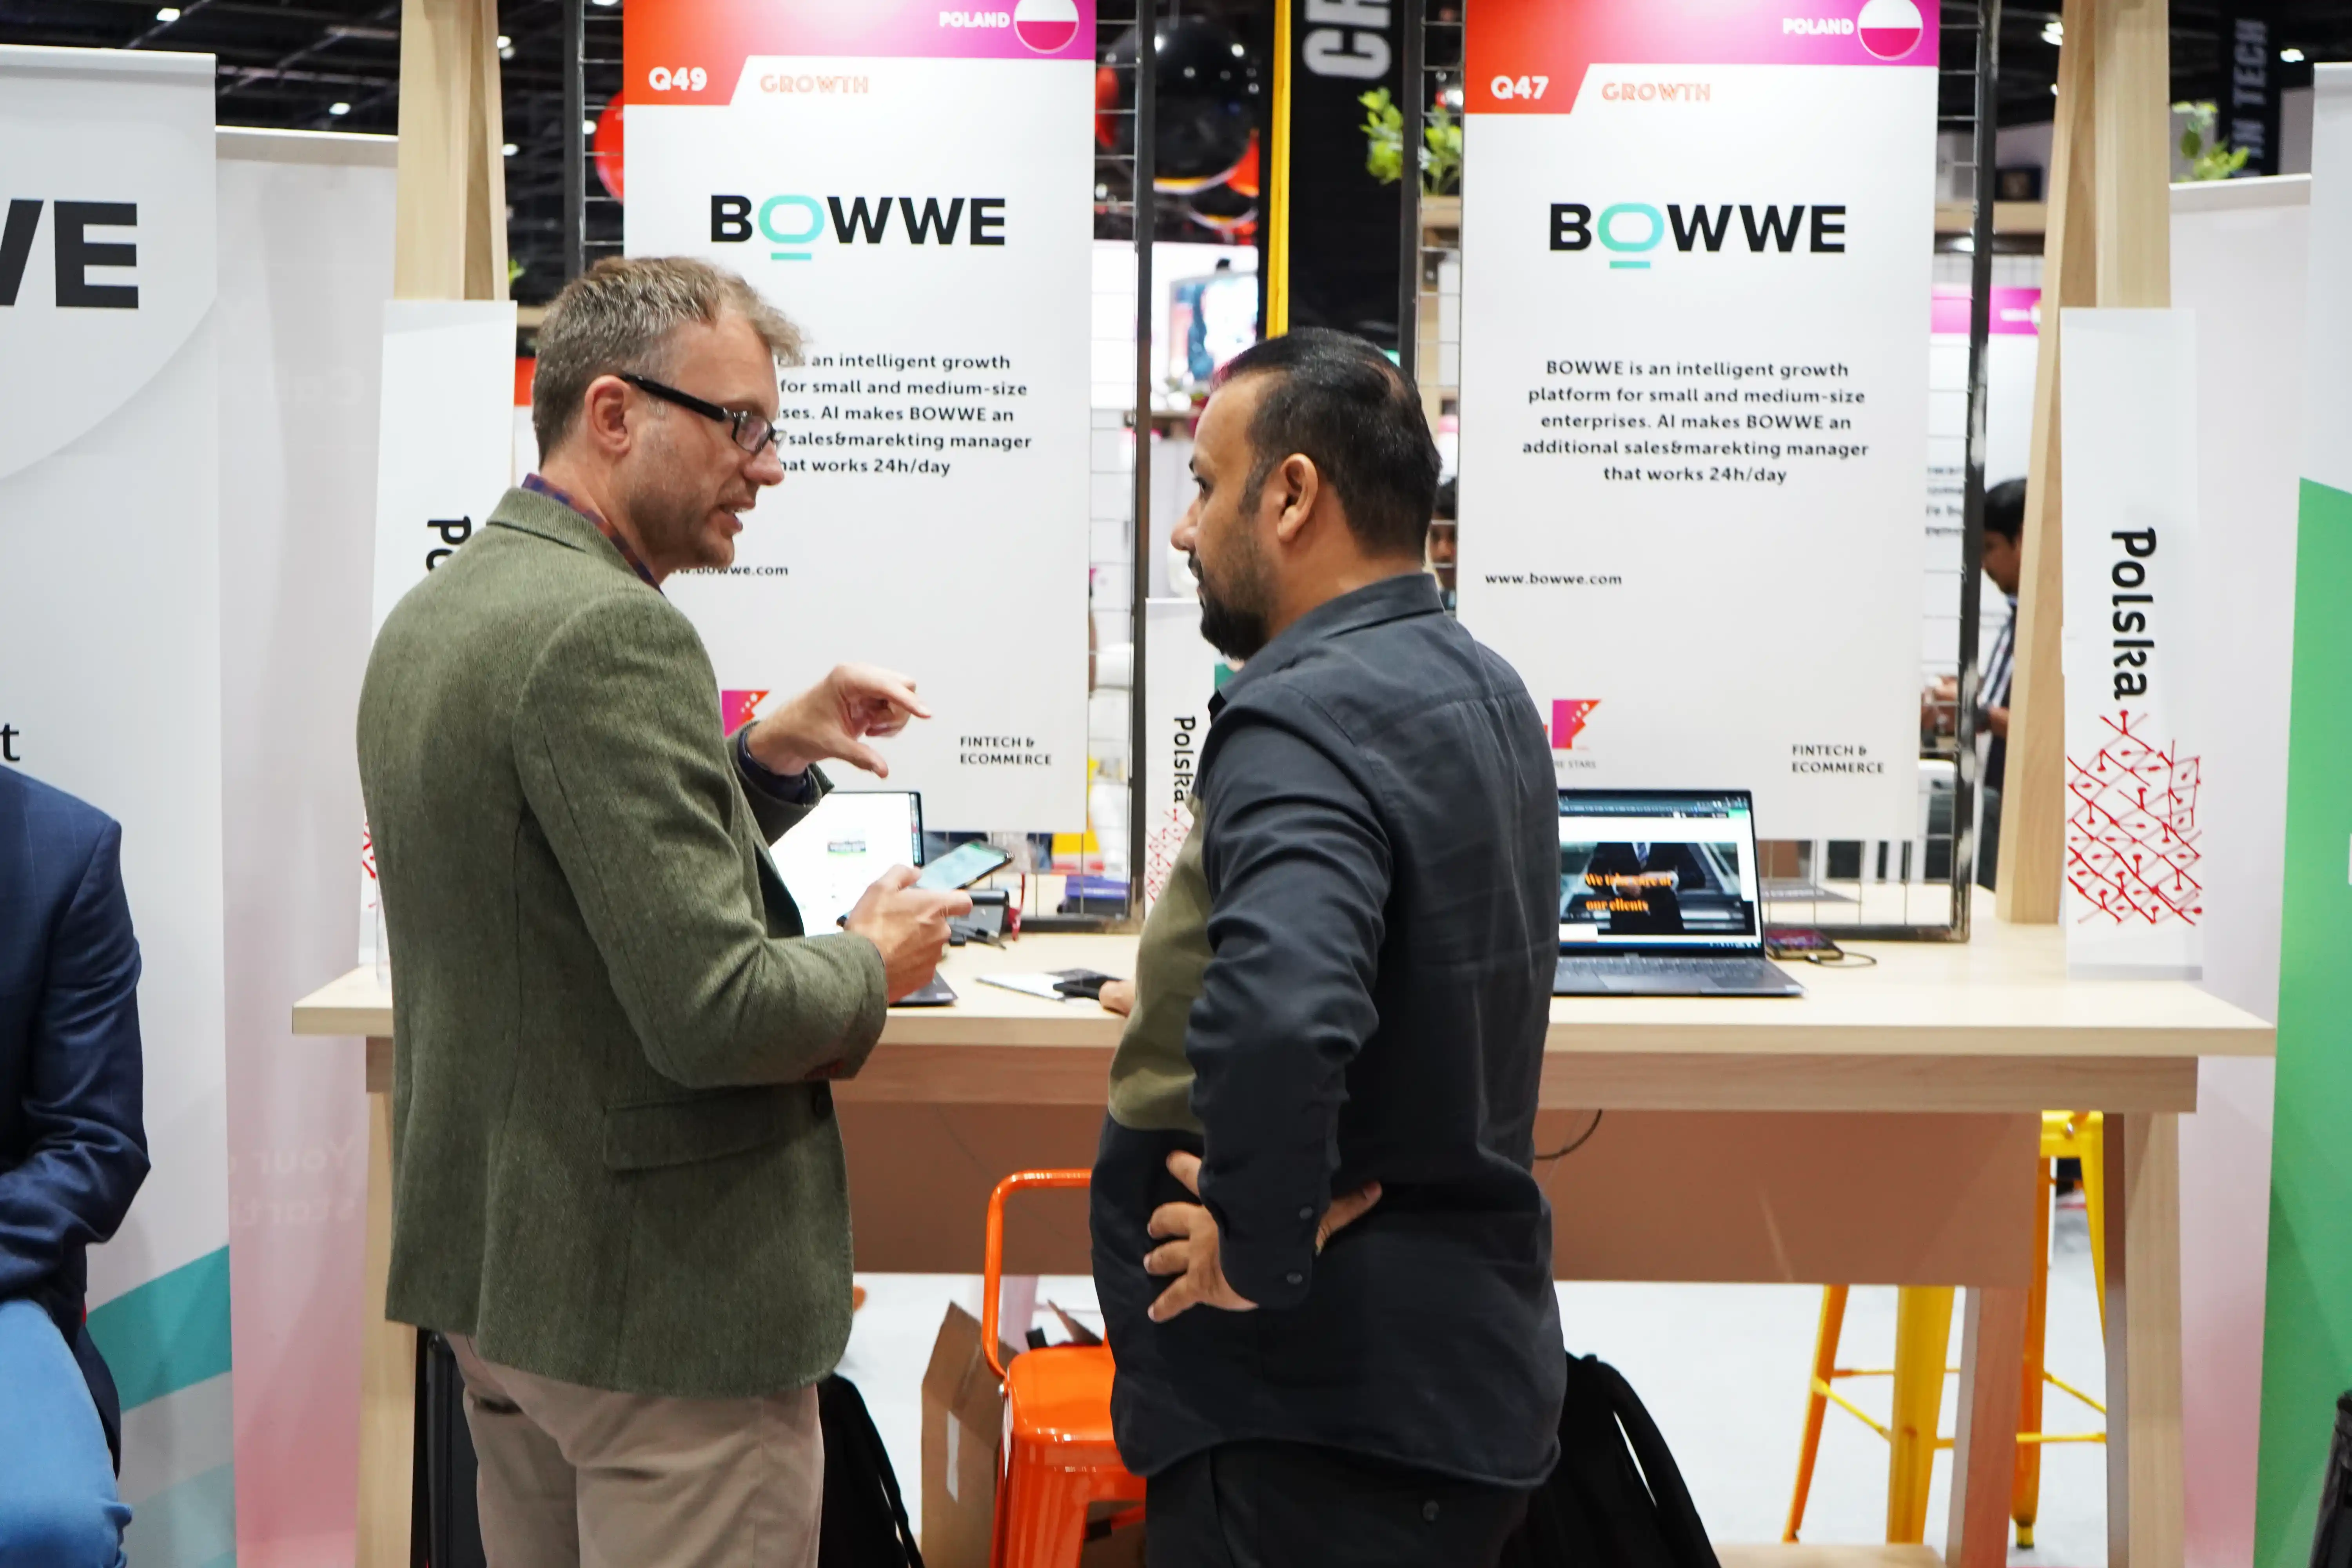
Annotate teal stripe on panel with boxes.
[122,1462,236,1568]
[89,1246,233,1409]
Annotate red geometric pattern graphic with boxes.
[2063,710,2202,927]
[1143,802,1192,906]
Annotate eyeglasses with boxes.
[618,372,783,455]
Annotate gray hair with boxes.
[532,256,804,457]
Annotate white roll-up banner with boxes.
[2060,308,2204,976]
[217,125,398,1564]
[1138,599,1233,911]
[622,0,1095,831]
[0,45,235,1568]
[1453,0,1936,840]
[360,301,518,964]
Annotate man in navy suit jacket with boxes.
[1,766,148,1567]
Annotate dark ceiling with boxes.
[2,0,2346,303]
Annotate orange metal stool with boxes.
[983,1170,1146,1568]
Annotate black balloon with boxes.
[1100,18,1263,187]
[1184,181,1259,236]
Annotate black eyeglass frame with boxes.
[617,372,784,455]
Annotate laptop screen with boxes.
[770,789,923,932]
[1557,789,1763,953]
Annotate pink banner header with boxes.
[630,0,1092,107]
[1469,0,1938,115]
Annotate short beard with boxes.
[617,458,723,573]
[1192,509,1274,662]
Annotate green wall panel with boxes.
[2256,477,2352,1568]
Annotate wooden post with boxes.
[1947,1286,2033,1568]
[2091,0,2173,310]
[356,1042,411,1568]
[1996,0,2098,922]
[2106,1112,2187,1568]
[393,0,509,301]
[1998,0,2169,921]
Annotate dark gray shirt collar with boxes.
[1210,570,1442,715]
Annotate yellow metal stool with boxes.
[1783,1112,2107,1548]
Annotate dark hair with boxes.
[1984,477,2026,544]
[1216,328,1440,558]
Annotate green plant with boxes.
[2174,100,2250,181]
[1360,87,1462,196]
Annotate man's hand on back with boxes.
[746,664,929,779]
[844,865,971,1002]
[1143,1151,1382,1323]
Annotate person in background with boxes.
[1428,475,1459,611]
[1091,328,1563,1567]
[0,766,148,1568]
[1926,477,2024,891]
[358,257,967,1568]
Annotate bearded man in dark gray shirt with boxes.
[1090,329,1564,1567]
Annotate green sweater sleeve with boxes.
[512,592,887,1089]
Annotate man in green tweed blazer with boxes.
[357,257,968,1568]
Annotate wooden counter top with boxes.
[296,906,2271,1116]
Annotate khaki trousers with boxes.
[447,1336,824,1568]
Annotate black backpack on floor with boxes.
[817,1372,926,1568]
[1498,1354,1720,1568]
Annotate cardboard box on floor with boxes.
[920,1303,1144,1568]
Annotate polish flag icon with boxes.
[1856,0,1924,58]
[1014,0,1080,53]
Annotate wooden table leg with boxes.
[359,1038,416,1568]
[2105,1111,2184,1568]
[1946,1285,2030,1568]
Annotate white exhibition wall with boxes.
[2170,172,2306,1568]
[216,127,395,1568]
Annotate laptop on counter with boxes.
[769,789,956,1006]
[1552,788,1804,997]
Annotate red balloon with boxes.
[1096,65,1121,149]
[594,94,625,203]
[1226,132,1261,200]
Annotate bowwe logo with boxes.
[0,200,138,309]
[1551,202,1847,269]
[1552,699,1601,750]
[711,194,1008,261]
